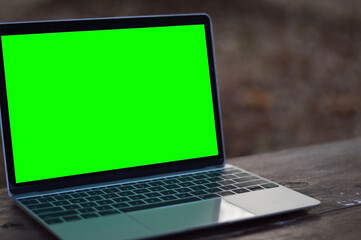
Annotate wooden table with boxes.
[1,137,361,239]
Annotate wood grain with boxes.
[1,137,361,239]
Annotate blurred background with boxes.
[1,0,361,188]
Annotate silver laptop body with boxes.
[0,14,319,240]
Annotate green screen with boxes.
[1,24,219,183]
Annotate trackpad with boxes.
[127,199,254,234]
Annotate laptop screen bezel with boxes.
[0,14,225,195]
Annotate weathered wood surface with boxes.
[1,137,361,239]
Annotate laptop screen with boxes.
[1,24,218,183]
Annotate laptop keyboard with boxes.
[18,167,279,225]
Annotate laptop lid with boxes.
[0,14,225,195]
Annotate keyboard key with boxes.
[133,189,150,194]
[218,191,234,196]
[175,187,191,193]
[95,205,112,211]
[160,195,177,201]
[219,180,235,185]
[193,179,209,184]
[54,194,72,201]
[80,202,97,208]
[141,180,153,185]
[129,200,146,206]
[88,190,104,196]
[191,190,208,196]
[134,183,151,189]
[176,176,194,182]
[187,173,200,178]
[112,203,130,208]
[206,172,222,177]
[75,189,91,193]
[120,183,133,187]
[20,199,39,205]
[39,210,78,219]
[117,189,136,196]
[221,174,237,180]
[221,169,240,174]
[119,197,200,213]
[208,177,223,182]
[63,215,81,222]
[247,186,264,191]
[178,182,195,187]
[77,193,89,198]
[233,176,259,182]
[97,200,114,205]
[148,186,166,191]
[191,174,208,180]
[148,181,166,186]
[129,195,146,200]
[164,184,181,189]
[86,196,102,201]
[99,209,120,216]
[145,192,161,198]
[33,207,63,215]
[113,197,130,202]
[163,179,180,184]
[234,172,251,178]
[233,188,250,194]
[102,194,118,199]
[103,189,117,194]
[160,190,177,195]
[28,203,53,210]
[55,195,72,200]
[205,183,221,188]
[206,187,222,193]
[38,197,56,203]
[81,213,99,219]
[261,183,279,189]
[45,218,63,224]
[144,198,161,204]
[78,208,96,213]
[176,193,192,198]
[235,180,268,188]
[53,200,71,206]
[220,185,237,191]
[69,198,86,204]
[190,185,206,191]
[118,185,135,191]
[201,194,220,199]
[70,193,83,198]
[63,204,81,210]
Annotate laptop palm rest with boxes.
[127,198,255,235]
[51,213,152,240]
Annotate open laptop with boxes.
[0,14,319,240]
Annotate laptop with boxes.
[0,14,319,240]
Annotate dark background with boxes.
[1,0,360,188]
